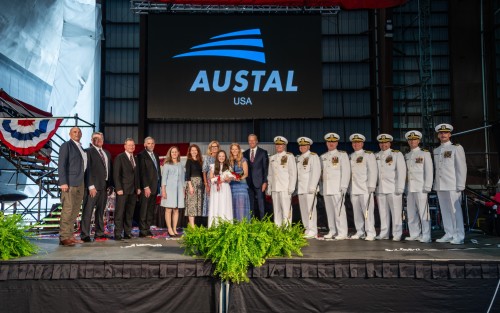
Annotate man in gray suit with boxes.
[58,127,87,246]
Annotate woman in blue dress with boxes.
[202,141,220,218]
[161,146,185,237]
[229,143,251,221]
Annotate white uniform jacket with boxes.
[375,149,406,194]
[405,147,433,193]
[349,150,377,195]
[268,151,297,194]
[320,149,350,196]
[433,142,467,191]
[296,150,321,195]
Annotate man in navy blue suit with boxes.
[243,134,269,219]
[58,127,87,246]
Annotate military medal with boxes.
[444,151,452,158]
[356,156,363,163]
[303,157,309,166]
[415,157,423,164]
[332,156,338,166]
[385,155,393,164]
[280,155,287,166]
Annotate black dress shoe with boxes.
[123,234,132,239]
[114,236,123,241]
[81,237,92,243]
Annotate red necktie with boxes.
[250,149,255,162]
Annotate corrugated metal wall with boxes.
[102,0,451,146]
[392,0,451,142]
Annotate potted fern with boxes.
[0,212,39,260]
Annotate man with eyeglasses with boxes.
[81,132,113,242]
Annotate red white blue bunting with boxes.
[0,118,63,155]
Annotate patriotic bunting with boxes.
[0,118,63,155]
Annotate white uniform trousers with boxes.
[324,194,348,237]
[298,193,317,236]
[272,191,293,227]
[406,192,431,241]
[437,191,465,242]
[350,193,376,237]
[376,193,403,239]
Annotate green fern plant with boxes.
[0,212,39,260]
[180,217,307,283]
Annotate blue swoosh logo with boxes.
[173,28,266,64]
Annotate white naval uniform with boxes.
[375,149,406,239]
[433,141,467,242]
[268,151,298,226]
[405,147,433,241]
[297,150,321,236]
[321,149,350,238]
[349,150,378,238]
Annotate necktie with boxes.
[150,152,158,170]
[98,149,106,166]
[129,154,135,168]
[250,149,255,162]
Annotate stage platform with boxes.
[1,230,500,312]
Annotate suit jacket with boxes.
[58,140,85,187]
[243,146,269,189]
[137,149,161,194]
[113,152,140,195]
[85,146,113,191]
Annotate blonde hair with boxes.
[229,143,243,168]
[206,140,220,155]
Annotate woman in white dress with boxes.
[161,146,185,237]
[208,150,234,227]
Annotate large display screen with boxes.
[147,15,323,119]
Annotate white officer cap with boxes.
[349,133,365,142]
[297,137,313,146]
[274,136,288,145]
[377,134,393,143]
[405,130,422,140]
[324,133,340,142]
[435,123,453,133]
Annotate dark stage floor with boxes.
[9,230,500,262]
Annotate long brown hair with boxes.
[214,150,230,174]
[187,144,203,166]
[165,146,180,164]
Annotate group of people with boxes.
[57,123,467,246]
[266,123,466,245]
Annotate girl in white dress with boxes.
[208,150,234,227]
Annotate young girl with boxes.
[229,143,251,221]
[161,146,185,237]
[208,150,233,227]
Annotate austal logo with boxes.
[172,28,297,105]
[173,28,266,64]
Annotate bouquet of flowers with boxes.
[211,170,236,191]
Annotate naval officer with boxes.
[433,123,467,245]
[267,136,297,226]
[296,137,321,239]
[405,130,433,243]
[349,133,378,241]
[374,134,406,241]
[320,133,350,240]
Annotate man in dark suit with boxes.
[58,127,87,246]
[80,132,113,242]
[243,134,269,219]
[113,138,141,240]
[138,136,161,237]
